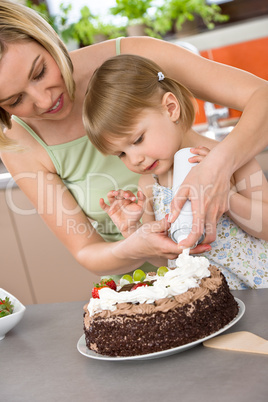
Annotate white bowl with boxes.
[0,288,26,340]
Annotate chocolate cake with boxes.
[83,251,239,357]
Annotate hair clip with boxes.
[158,72,165,81]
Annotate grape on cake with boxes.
[83,250,239,357]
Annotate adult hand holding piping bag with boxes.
[168,144,233,249]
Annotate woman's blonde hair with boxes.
[83,54,196,154]
[0,0,75,150]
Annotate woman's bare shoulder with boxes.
[1,121,56,174]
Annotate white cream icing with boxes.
[87,249,210,316]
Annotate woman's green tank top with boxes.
[12,115,140,243]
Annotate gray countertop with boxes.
[0,289,268,402]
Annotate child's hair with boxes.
[0,0,75,150]
[83,54,196,155]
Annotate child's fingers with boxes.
[188,155,205,163]
[137,190,146,202]
[137,190,146,200]
[110,189,136,201]
[190,146,210,156]
[121,190,137,201]
[99,198,110,212]
[137,190,146,199]
[136,191,146,210]
[189,146,210,163]
[107,191,118,204]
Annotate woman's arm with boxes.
[120,37,268,246]
[189,145,268,240]
[1,145,181,276]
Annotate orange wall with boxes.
[195,37,268,124]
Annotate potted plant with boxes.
[93,17,127,43]
[25,1,91,45]
[26,2,125,47]
[154,0,229,37]
[67,6,97,47]
[110,0,154,36]
[26,0,58,32]
[70,8,127,46]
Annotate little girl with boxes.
[83,54,268,289]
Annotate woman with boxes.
[0,0,267,276]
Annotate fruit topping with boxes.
[133,269,146,282]
[131,283,148,291]
[100,278,117,291]
[157,266,169,276]
[92,285,108,299]
[130,281,153,291]
[121,274,134,284]
[91,278,117,298]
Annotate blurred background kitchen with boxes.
[1,0,268,305]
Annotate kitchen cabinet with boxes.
[0,191,34,305]
[1,187,100,305]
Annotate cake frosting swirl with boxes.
[87,249,211,316]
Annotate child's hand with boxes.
[100,190,146,237]
[188,146,210,163]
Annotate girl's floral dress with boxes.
[152,181,268,290]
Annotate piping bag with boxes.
[170,148,205,245]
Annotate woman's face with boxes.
[0,40,72,120]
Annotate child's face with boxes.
[108,108,182,176]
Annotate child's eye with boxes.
[134,134,144,145]
[34,63,47,81]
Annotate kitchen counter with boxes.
[0,289,267,402]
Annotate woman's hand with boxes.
[113,216,212,265]
[169,146,231,248]
[100,190,146,237]
[190,146,237,192]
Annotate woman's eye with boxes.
[9,94,23,108]
[34,63,47,81]
[134,134,144,145]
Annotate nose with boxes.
[128,150,144,166]
[29,87,53,111]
